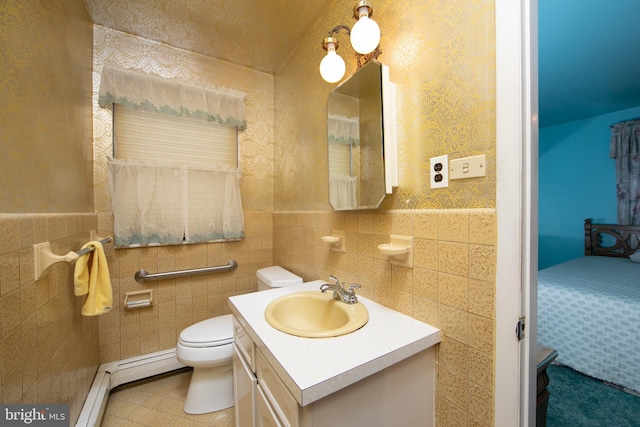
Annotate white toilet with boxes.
[176,266,302,414]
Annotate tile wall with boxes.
[272,208,496,427]
[0,213,100,421]
[97,211,274,362]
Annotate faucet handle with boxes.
[346,283,361,303]
[328,275,342,287]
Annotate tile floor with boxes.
[101,369,235,427]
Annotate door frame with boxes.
[495,0,538,425]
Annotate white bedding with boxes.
[538,256,640,392]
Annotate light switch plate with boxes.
[430,155,448,189]
[450,155,486,180]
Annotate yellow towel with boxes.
[74,241,113,316]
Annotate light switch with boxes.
[450,155,486,180]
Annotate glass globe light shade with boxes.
[350,13,380,54]
[319,45,346,83]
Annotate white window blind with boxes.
[114,104,237,165]
[328,141,352,177]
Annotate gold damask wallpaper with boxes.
[1,0,93,213]
[275,0,496,211]
[85,0,332,75]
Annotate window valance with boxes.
[328,114,360,145]
[99,64,247,130]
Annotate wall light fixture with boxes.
[319,0,381,83]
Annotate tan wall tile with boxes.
[469,348,493,387]
[391,265,413,293]
[390,290,413,316]
[438,273,469,311]
[390,211,413,235]
[438,365,469,411]
[273,209,496,426]
[413,296,438,326]
[439,336,469,375]
[0,218,19,256]
[439,242,469,277]
[469,244,496,281]
[373,212,391,235]
[469,314,494,353]
[414,238,439,270]
[1,252,20,296]
[413,267,438,300]
[439,304,469,344]
[438,210,470,243]
[413,211,439,239]
[469,381,494,425]
[0,213,99,420]
[436,394,468,427]
[469,279,495,319]
[469,210,497,245]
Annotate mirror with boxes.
[327,60,397,210]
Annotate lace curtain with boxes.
[328,114,360,145]
[329,175,357,210]
[610,118,640,225]
[109,159,244,247]
[99,63,247,129]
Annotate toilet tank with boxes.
[256,266,302,291]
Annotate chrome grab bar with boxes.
[134,260,238,283]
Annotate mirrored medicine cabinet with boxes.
[327,59,398,211]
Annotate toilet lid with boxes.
[179,314,234,346]
[257,266,303,287]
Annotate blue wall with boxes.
[538,106,640,269]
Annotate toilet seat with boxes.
[179,314,233,348]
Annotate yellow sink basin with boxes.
[264,291,369,338]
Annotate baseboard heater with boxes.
[75,348,185,427]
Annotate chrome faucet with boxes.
[320,275,361,304]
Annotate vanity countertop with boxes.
[228,280,441,406]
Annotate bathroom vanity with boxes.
[229,281,441,427]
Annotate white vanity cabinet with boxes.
[255,349,299,426]
[229,283,441,427]
[232,316,437,427]
[233,318,257,427]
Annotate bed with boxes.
[537,219,640,393]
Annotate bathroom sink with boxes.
[264,291,369,338]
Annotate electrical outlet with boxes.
[430,155,448,189]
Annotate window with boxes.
[114,105,238,166]
[109,105,244,248]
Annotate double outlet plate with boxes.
[430,154,486,188]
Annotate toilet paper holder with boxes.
[124,290,154,309]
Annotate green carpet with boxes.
[546,364,640,427]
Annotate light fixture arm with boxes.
[322,25,351,53]
[321,25,381,69]
[319,0,382,82]
[328,24,351,39]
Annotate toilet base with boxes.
[183,365,234,414]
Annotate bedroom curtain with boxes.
[109,159,244,247]
[610,118,640,225]
[99,63,247,130]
